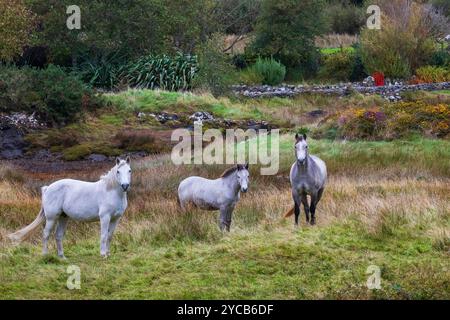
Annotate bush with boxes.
[251,0,327,73]
[325,2,365,34]
[318,50,355,82]
[429,49,450,68]
[123,53,198,91]
[75,50,127,90]
[414,66,450,83]
[316,101,450,140]
[247,58,286,86]
[360,0,448,78]
[238,68,264,85]
[0,65,97,125]
[193,35,236,97]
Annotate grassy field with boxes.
[1,136,449,299]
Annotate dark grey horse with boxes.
[285,134,327,226]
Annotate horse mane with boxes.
[100,161,126,190]
[220,166,238,178]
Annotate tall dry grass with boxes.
[1,139,449,253]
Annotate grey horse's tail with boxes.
[283,207,295,218]
[8,186,48,243]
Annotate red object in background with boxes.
[373,72,385,86]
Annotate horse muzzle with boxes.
[121,184,130,192]
[241,187,248,193]
[297,159,306,166]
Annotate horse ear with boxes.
[237,164,242,171]
[295,133,299,140]
[245,162,249,170]
[126,156,131,164]
[116,157,121,166]
[303,133,307,140]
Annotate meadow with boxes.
[0,135,449,299]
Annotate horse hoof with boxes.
[58,255,67,260]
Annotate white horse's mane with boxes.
[100,161,126,190]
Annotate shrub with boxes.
[248,58,286,86]
[325,2,365,34]
[360,0,448,78]
[193,35,236,97]
[429,49,450,67]
[316,101,450,140]
[414,66,450,83]
[123,53,198,91]
[238,68,264,85]
[318,50,355,82]
[251,0,327,73]
[75,50,127,90]
[0,65,97,125]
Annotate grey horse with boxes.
[178,164,249,231]
[284,134,327,226]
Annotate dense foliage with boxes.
[0,0,35,61]
[0,65,98,125]
[251,0,327,77]
[360,0,449,78]
[124,53,198,91]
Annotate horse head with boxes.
[115,156,132,192]
[236,163,249,193]
[295,133,308,165]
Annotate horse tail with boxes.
[8,186,48,243]
[283,206,295,218]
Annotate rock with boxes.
[232,81,450,101]
[138,112,178,124]
[88,154,108,162]
[0,127,26,159]
[189,111,214,122]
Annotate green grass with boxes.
[320,47,355,55]
[1,136,449,299]
[1,221,448,299]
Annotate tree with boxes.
[251,0,327,76]
[25,0,169,66]
[0,0,36,61]
[360,0,450,78]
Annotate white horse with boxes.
[8,157,132,258]
[178,164,249,231]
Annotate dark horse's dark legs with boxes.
[310,188,324,225]
[294,201,300,226]
[301,193,310,223]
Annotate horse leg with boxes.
[99,213,111,257]
[225,207,235,232]
[301,193,310,223]
[219,208,229,232]
[106,218,120,256]
[42,217,57,255]
[310,188,324,226]
[55,215,69,259]
[292,192,301,227]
